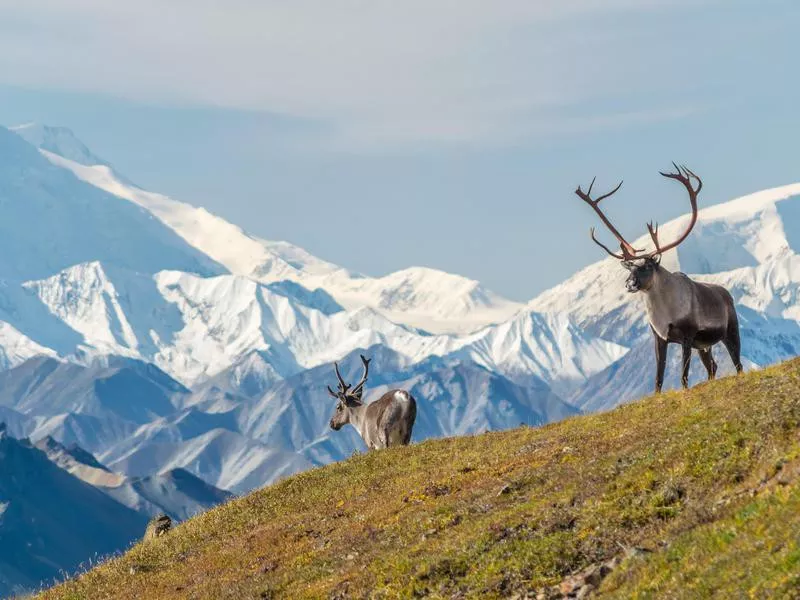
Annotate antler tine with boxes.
[326,385,339,398]
[589,227,625,260]
[646,221,662,254]
[576,177,638,259]
[658,161,682,179]
[682,165,702,194]
[594,180,624,204]
[333,362,349,392]
[645,162,702,258]
[350,354,372,396]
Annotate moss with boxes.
[38,358,800,599]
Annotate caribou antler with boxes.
[328,355,371,400]
[334,362,349,392]
[642,163,701,257]
[646,221,662,255]
[349,354,371,397]
[575,177,641,260]
[576,164,702,261]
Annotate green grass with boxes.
[39,359,800,599]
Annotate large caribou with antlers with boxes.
[575,163,743,393]
[326,354,417,449]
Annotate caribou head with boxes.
[327,354,371,431]
[575,163,701,292]
[623,258,660,293]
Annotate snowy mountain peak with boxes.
[10,123,109,167]
[625,182,800,275]
[375,266,511,311]
[27,136,519,334]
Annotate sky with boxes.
[0,0,798,301]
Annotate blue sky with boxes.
[0,0,798,300]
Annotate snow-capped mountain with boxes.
[39,140,521,334]
[0,126,222,283]
[10,123,110,168]
[0,255,623,390]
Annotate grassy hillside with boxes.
[40,360,800,599]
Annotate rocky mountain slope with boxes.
[34,435,232,521]
[0,428,147,598]
[0,427,231,595]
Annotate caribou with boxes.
[575,163,743,393]
[326,354,417,449]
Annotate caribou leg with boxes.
[654,330,668,394]
[698,348,717,381]
[680,338,694,389]
[722,317,744,374]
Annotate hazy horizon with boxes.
[1,0,798,300]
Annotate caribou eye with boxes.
[337,404,343,412]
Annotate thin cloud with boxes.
[0,0,707,146]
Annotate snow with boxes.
[11,123,109,167]
[0,127,223,282]
[42,149,522,334]
[15,264,621,389]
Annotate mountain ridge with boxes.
[34,135,522,334]
[0,429,147,598]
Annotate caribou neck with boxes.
[646,262,669,290]
[640,263,671,306]
[645,264,689,296]
[347,402,370,439]
[639,264,693,340]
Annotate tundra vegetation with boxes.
[38,357,800,599]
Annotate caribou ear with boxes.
[652,254,662,265]
[621,260,636,271]
[343,391,363,406]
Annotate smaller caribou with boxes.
[327,354,417,449]
[576,163,743,393]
